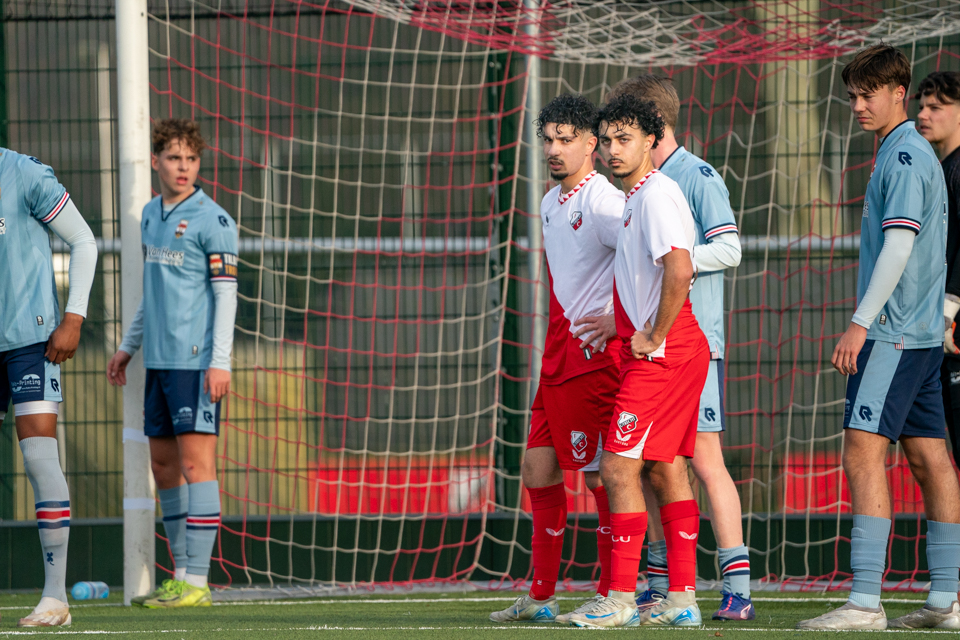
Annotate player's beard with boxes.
[610,160,636,179]
[548,159,568,181]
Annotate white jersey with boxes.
[539,170,624,385]
[613,170,702,364]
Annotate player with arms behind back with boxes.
[916,71,960,468]
[0,152,97,627]
[799,44,960,631]
[107,120,239,608]
[489,94,624,624]
[564,94,709,628]
[609,74,753,622]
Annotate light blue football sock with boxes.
[848,515,890,610]
[185,480,221,579]
[925,521,960,609]
[718,545,751,598]
[646,539,669,595]
[20,437,70,603]
[159,483,189,577]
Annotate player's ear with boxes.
[150,154,159,172]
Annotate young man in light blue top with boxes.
[0,150,98,627]
[108,120,238,608]
[609,75,752,622]
[799,44,960,631]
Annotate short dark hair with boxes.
[607,74,680,129]
[917,71,960,104]
[152,118,207,156]
[535,93,598,139]
[842,43,911,94]
[596,94,665,149]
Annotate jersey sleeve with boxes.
[879,152,928,234]
[640,188,691,264]
[200,210,239,283]
[590,188,625,249]
[19,155,70,224]
[694,171,738,240]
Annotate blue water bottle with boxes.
[71,581,109,600]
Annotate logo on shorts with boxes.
[12,374,41,394]
[173,406,194,426]
[175,219,189,238]
[951,371,960,385]
[858,405,873,422]
[50,379,60,393]
[703,407,716,422]
[616,411,638,442]
[570,210,583,231]
[571,431,588,460]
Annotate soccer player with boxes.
[489,93,625,624]
[107,120,238,608]
[565,94,709,628]
[916,71,960,467]
[798,44,960,631]
[607,75,753,621]
[0,151,97,627]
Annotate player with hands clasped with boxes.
[609,75,752,622]
[916,71,960,468]
[799,45,960,631]
[0,151,97,627]
[107,120,238,608]
[563,94,709,628]
[489,94,625,624]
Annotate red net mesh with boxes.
[145,0,960,591]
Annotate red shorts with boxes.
[605,348,709,462]
[528,366,619,471]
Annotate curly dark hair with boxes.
[535,93,598,139]
[596,94,665,148]
[152,118,207,156]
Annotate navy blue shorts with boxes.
[0,342,63,410]
[844,340,946,442]
[144,369,220,438]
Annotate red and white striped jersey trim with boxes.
[557,170,598,205]
[881,217,921,233]
[626,169,659,200]
[41,192,71,224]
[704,223,739,239]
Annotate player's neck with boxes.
[160,184,197,207]
[650,129,679,168]
[620,157,656,193]
[876,108,909,140]
[558,162,595,194]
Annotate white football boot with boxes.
[888,601,960,629]
[796,601,887,630]
[638,592,702,626]
[18,597,72,627]
[564,595,640,628]
[555,594,603,625]
[489,594,558,623]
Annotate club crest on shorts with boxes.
[570,210,583,231]
[571,430,588,460]
[175,219,189,238]
[616,411,638,442]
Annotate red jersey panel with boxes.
[539,171,625,385]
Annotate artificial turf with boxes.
[0,590,945,638]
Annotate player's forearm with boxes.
[47,199,98,318]
[210,281,238,371]
[118,298,145,355]
[694,232,741,272]
[851,228,915,329]
[651,251,694,344]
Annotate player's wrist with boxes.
[61,312,84,326]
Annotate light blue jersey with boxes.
[140,187,238,369]
[859,120,946,349]
[0,150,72,352]
[660,146,738,357]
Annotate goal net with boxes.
[144,0,960,592]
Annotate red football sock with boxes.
[528,483,567,600]
[609,512,648,594]
[660,500,700,593]
[591,486,613,597]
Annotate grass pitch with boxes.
[0,590,946,638]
